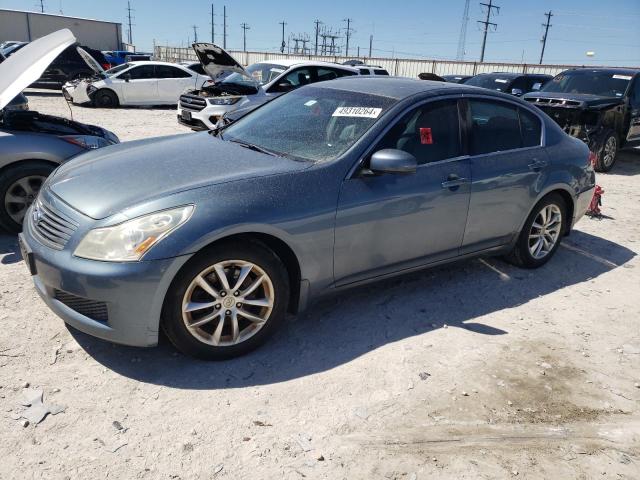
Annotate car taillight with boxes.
[101,63,111,70]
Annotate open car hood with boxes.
[0,29,76,111]
[192,42,253,83]
[76,46,105,74]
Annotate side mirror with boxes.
[274,81,294,93]
[122,73,131,82]
[368,149,417,175]
[511,88,524,96]
[531,82,542,91]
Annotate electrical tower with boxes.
[241,23,250,51]
[343,18,354,57]
[539,10,553,64]
[314,19,323,56]
[456,0,470,60]
[477,0,499,62]
[279,21,287,53]
[126,1,134,45]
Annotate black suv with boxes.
[32,45,109,89]
[524,68,640,171]
[465,72,553,96]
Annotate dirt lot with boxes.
[1,92,639,479]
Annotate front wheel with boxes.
[93,89,119,108]
[593,131,618,173]
[505,193,567,269]
[162,241,290,360]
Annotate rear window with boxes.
[374,69,389,76]
[466,75,513,92]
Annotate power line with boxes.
[343,18,354,57]
[279,21,287,53]
[457,0,471,60]
[539,10,553,64]
[477,0,499,62]
[241,22,250,52]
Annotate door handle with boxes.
[528,159,548,171]
[441,174,469,189]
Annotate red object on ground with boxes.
[588,185,604,216]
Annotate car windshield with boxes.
[222,63,287,87]
[465,75,513,91]
[105,63,131,76]
[541,71,633,97]
[222,87,397,163]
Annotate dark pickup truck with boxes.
[524,68,640,172]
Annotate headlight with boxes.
[208,97,241,105]
[60,135,110,150]
[74,206,194,262]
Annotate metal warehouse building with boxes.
[0,9,122,50]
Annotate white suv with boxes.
[178,44,360,131]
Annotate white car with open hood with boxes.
[177,43,360,130]
[63,60,211,108]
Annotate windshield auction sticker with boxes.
[332,107,382,118]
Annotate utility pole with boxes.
[314,19,322,56]
[223,6,227,49]
[279,21,287,53]
[126,1,134,45]
[343,18,354,57]
[241,23,250,52]
[369,34,373,58]
[211,4,215,43]
[456,0,471,60]
[39,0,44,13]
[192,25,198,43]
[477,0,499,62]
[539,10,553,64]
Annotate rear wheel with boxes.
[93,89,119,108]
[0,162,55,233]
[593,131,618,172]
[162,241,290,360]
[505,193,567,269]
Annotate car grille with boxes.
[30,198,79,250]
[54,290,109,323]
[180,94,207,111]
[525,97,582,107]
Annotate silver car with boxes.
[0,29,119,233]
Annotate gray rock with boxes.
[21,388,43,406]
[22,403,49,424]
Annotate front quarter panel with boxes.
[0,130,82,168]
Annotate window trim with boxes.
[463,94,546,158]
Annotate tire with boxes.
[93,89,119,108]
[593,130,618,173]
[0,162,55,234]
[505,193,567,269]
[162,240,290,360]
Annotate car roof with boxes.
[253,59,358,71]
[126,61,185,67]
[561,67,640,75]
[312,76,514,100]
[473,72,551,79]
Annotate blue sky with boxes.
[2,0,639,65]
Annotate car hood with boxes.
[524,91,624,109]
[48,132,309,219]
[0,29,76,111]
[192,42,253,83]
[76,46,105,74]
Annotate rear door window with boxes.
[469,100,522,155]
[519,108,542,147]
[126,65,156,79]
[155,65,191,78]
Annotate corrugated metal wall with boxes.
[154,46,633,77]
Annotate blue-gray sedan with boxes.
[19,78,596,359]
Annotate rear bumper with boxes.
[573,185,596,227]
[20,221,190,347]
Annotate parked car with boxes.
[1,42,27,57]
[63,61,210,107]
[20,77,595,359]
[465,72,552,96]
[355,65,390,76]
[31,45,111,89]
[103,50,152,66]
[0,29,119,233]
[524,68,640,172]
[178,43,360,130]
[442,74,472,84]
[0,40,25,51]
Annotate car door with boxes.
[334,99,472,285]
[625,74,640,146]
[119,64,158,104]
[155,65,195,104]
[461,98,548,253]
[265,67,314,98]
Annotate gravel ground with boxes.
[1,91,639,479]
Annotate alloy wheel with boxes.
[528,204,562,260]
[3,175,47,225]
[181,260,275,347]
[603,136,617,167]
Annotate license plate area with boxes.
[181,110,192,121]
